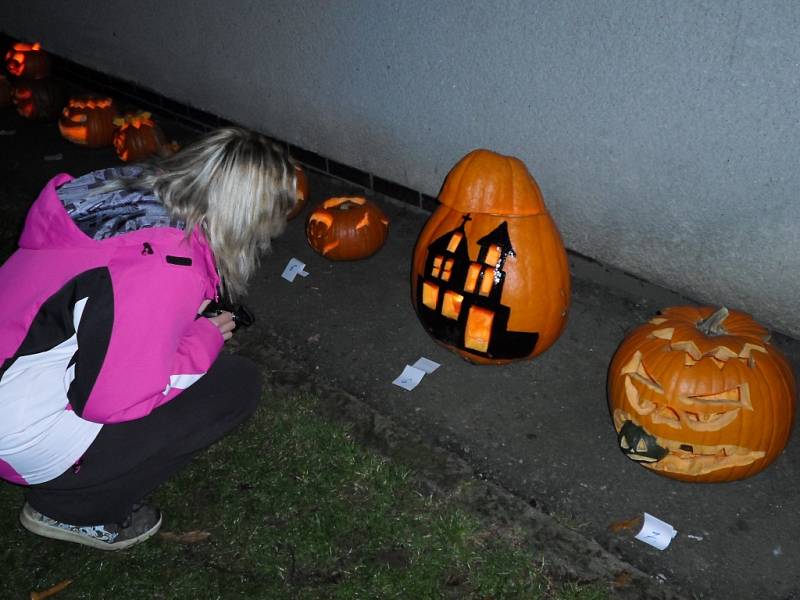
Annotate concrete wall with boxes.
[3,1,800,337]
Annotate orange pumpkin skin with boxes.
[113,112,167,162]
[5,42,51,79]
[12,79,64,120]
[0,75,11,108]
[608,306,797,483]
[306,196,389,261]
[411,149,570,365]
[59,96,119,147]
[287,165,309,220]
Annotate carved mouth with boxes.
[613,410,765,476]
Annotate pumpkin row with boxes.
[302,149,796,484]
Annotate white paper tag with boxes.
[635,512,678,550]
[412,357,440,374]
[281,258,310,282]
[392,365,426,391]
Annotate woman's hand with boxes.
[198,299,236,341]
[209,311,235,340]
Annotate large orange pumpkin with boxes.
[411,149,570,365]
[59,96,119,147]
[4,42,50,79]
[607,306,796,482]
[306,196,389,260]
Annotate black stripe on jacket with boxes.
[1,267,113,417]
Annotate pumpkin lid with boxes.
[438,149,547,217]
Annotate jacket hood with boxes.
[20,174,102,250]
[18,173,221,297]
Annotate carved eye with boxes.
[620,351,664,416]
[619,351,663,393]
[679,384,751,431]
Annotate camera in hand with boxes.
[201,299,255,331]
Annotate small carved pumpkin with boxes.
[59,96,119,147]
[0,74,11,108]
[112,112,168,162]
[12,79,64,120]
[5,42,51,79]
[287,165,309,220]
[306,196,389,260]
[411,149,570,365]
[608,306,796,482]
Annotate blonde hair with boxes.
[105,127,295,299]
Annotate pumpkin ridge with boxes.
[439,149,546,217]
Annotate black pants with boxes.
[25,354,261,525]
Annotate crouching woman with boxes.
[0,127,295,550]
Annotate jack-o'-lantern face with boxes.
[5,42,50,79]
[306,196,389,261]
[608,306,796,482]
[59,96,118,147]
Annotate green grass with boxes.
[0,390,608,599]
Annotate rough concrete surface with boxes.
[2,109,799,600]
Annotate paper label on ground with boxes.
[635,512,678,550]
[392,365,426,391]
[412,357,440,374]
[281,258,309,282]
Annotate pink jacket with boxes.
[0,173,224,484]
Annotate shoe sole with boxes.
[19,504,163,551]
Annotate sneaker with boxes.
[19,502,163,551]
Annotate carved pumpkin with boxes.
[59,96,119,147]
[608,306,796,482]
[287,165,309,220]
[12,79,64,120]
[5,42,51,79]
[411,149,570,365]
[0,75,10,108]
[306,196,389,260]
[112,112,168,162]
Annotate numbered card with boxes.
[281,258,310,282]
[412,357,440,374]
[635,512,678,550]
[392,365,426,391]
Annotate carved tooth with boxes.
[629,455,658,463]
[739,342,767,359]
[636,439,648,453]
[620,436,630,450]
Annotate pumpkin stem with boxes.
[697,306,729,336]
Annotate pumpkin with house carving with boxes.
[411,149,570,365]
[607,306,796,482]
